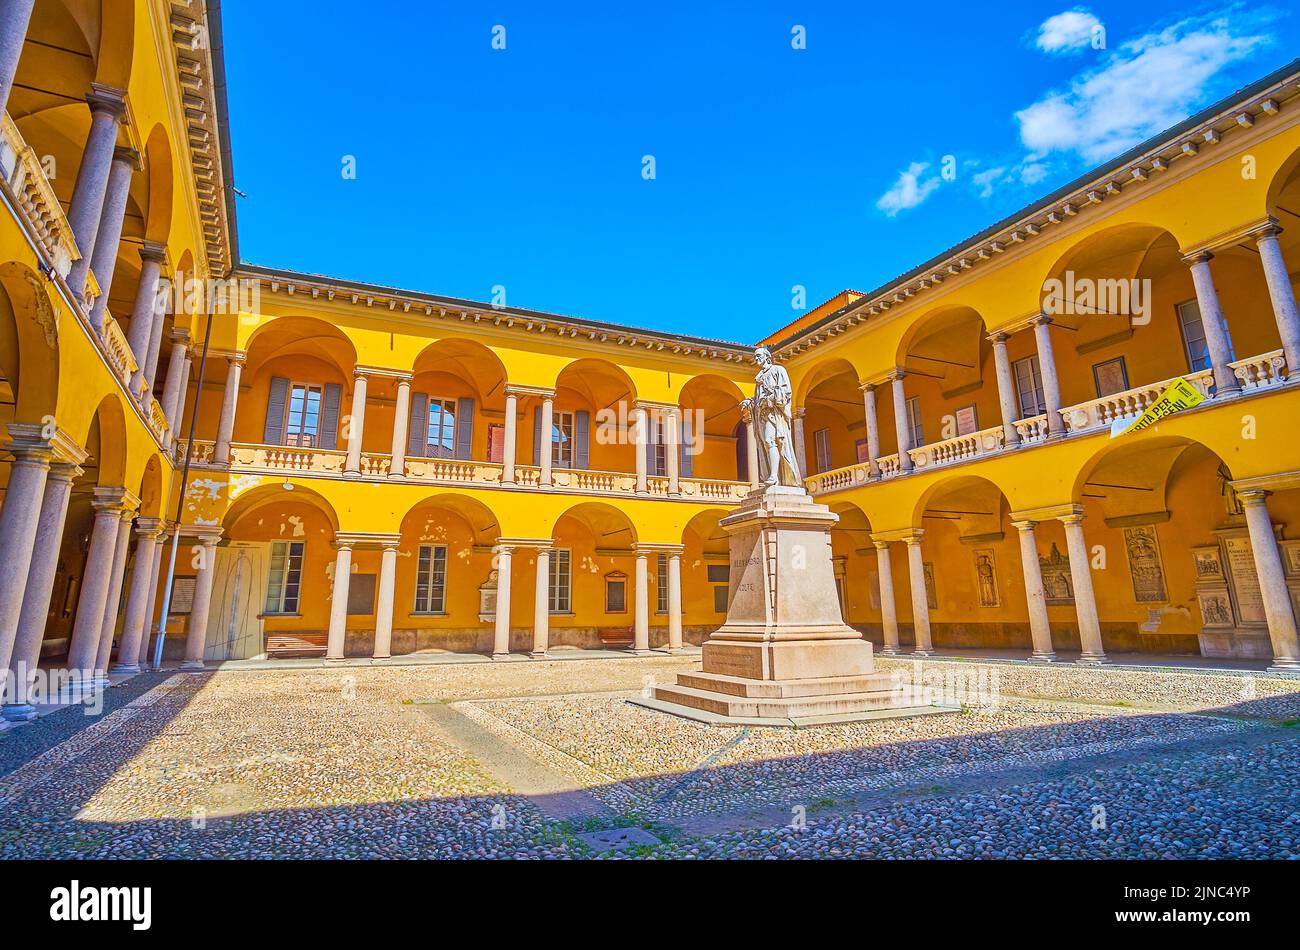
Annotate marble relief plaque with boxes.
[973,548,999,607]
[1123,525,1167,604]
[1224,535,1266,624]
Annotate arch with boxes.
[141,123,175,243]
[399,493,501,547]
[136,453,166,518]
[554,357,637,409]
[0,261,59,423]
[93,0,136,89]
[1039,222,1183,316]
[679,374,746,481]
[680,508,727,553]
[1069,432,1234,514]
[894,304,989,384]
[551,501,638,547]
[795,357,859,408]
[220,482,341,535]
[412,337,509,404]
[911,472,1011,536]
[243,315,359,381]
[1265,143,1300,212]
[83,394,128,488]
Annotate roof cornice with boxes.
[770,57,1300,358]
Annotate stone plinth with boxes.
[638,487,937,726]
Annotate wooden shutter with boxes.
[574,410,590,470]
[532,406,542,465]
[680,412,693,477]
[454,397,474,460]
[408,392,428,458]
[645,414,658,475]
[318,383,343,450]
[263,376,289,445]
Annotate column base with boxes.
[656,646,688,655]
[1,704,37,722]
[179,659,206,670]
[1266,659,1300,673]
[629,649,655,657]
[109,662,141,675]
[1028,651,1057,663]
[879,646,900,656]
[371,653,391,661]
[528,650,549,659]
[386,473,405,480]
[322,656,346,663]
[501,479,517,486]
[342,470,362,479]
[1076,652,1108,665]
[911,648,934,657]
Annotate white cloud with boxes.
[1036,8,1103,54]
[1016,10,1273,163]
[971,167,1007,198]
[876,161,942,216]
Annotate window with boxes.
[1177,299,1233,373]
[487,423,505,463]
[284,384,323,447]
[656,553,668,613]
[1013,355,1047,418]
[954,404,978,436]
[646,415,666,476]
[713,586,730,613]
[707,562,730,614]
[549,548,572,613]
[265,541,304,614]
[605,572,627,613]
[552,411,575,468]
[425,397,457,458]
[814,428,832,474]
[855,439,871,464]
[414,545,448,614]
[905,396,924,448]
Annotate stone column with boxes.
[181,532,219,670]
[904,532,933,655]
[1184,252,1239,397]
[745,418,759,489]
[159,330,190,438]
[66,490,133,681]
[666,408,681,495]
[344,370,368,476]
[372,540,399,659]
[632,405,648,494]
[93,509,136,680]
[1059,511,1106,663]
[492,544,512,658]
[213,353,245,465]
[324,541,353,660]
[667,549,683,652]
[168,352,193,453]
[126,242,167,397]
[792,407,808,476]
[0,0,37,118]
[860,382,882,477]
[388,377,410,478]
[86,146,140,331]
[531,545,550,657]
[4,459,81,720]
[1012,520,1055,661]
[500,389,518,484]
[633,549,650,654]
[111,518,162,673]
[539,393,554,487]
[889,370,914,472]
[66,84,128,299]
[137,532,166,669]
[1239,491,1300,670]
[1252,224,1300,375]
[142,275,170,392]
[0,429,52,678]
[1031,316,1065,437]
[872,540,900,655]
[989,332,1022,446]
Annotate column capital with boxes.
[112,145,142,171]
[871,538,891,550]
[633,399,676,414]
[226,350,248,366]
[134,516,166,537]
[496,536,551,551]
[1248,216,1283,242]
[1181,249,1214,267]
[354,364,411,381]
[1029,312,1054,328]
[503,384,554,399]
[139,240,169,266]
[872,528,923,544]
[48,460,85,483]
[634,542,684,554]
[1236,488,1272,508]
[1058,509,1087,527]
[169,326,192,344]
[858,379,878,393]
[886,368,907,382]
[793,406,806,420]
[1010,519,1039,532]
[334,531,400,548]
[86,82,127,118]
[91,486,141,514]
[987,330,1012,344]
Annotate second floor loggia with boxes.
[179,324,756,502]
[799,206,1300,496]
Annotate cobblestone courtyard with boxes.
[2,656,1298,859]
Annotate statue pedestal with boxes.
[641,487,936,726]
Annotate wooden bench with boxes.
[266,632,329,658]
[597,627,635,648]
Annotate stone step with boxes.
[652,682,925,720]
[674,670,898,699]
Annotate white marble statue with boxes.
[742,346,803,489]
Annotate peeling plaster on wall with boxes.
[397,549,413,559]
[580,555,600,573]
[455,547,472,562]
[1139,604,1193,632]
[279,515,305,538]
[226,474,263,499]
[186,478,227,504]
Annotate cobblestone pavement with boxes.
[0,657,1296,859]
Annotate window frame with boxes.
[265,540,305,615]
[1012,355,1047,419]
[283,382,324,448]
[551,410,575,468]
[905,395,924,448]
[549,547,572,614]
[813,427,832,474]
[424,396,458,459]
[413,543,449,615]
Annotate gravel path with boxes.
[0,657,1295,859]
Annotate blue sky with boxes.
[222,1,1295,342]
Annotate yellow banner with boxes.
[1110,377,1206,438]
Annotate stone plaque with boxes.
[1197,590,1234,627]
[1193,545,1224,581]
[1224,535,1266,624]
[973,548,999,607]
[923,562,937,610]
[169,576,196,616]
[1123,525,1167,604]
[1039,543,1074,606]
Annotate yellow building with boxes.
[2,4,1300,711]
